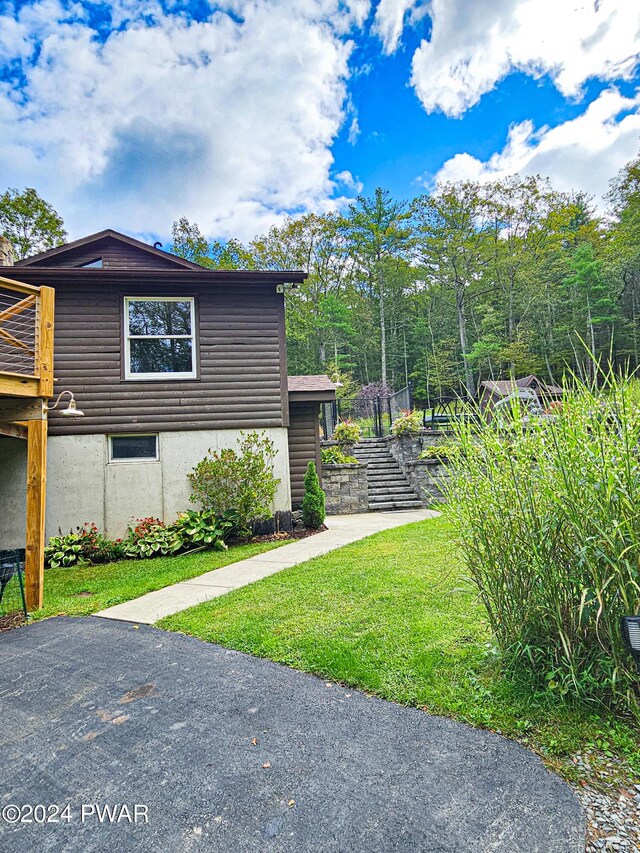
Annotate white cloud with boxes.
[430,87,640,204]
[0,0,371,242]
[410,0,640,117]
[372,0,421,54]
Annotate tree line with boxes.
[3,150,640,404]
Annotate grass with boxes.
[160,515,640,783]
[30,538,288,620]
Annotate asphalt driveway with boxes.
[0,617,584,852]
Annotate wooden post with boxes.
[25,417,47,611]
[37,286,55,398]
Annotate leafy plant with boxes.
[391,409,422,435]
[45,524,124,569]
[419,441,460,461]
[122,518,179,559]
[321,446,358,464]
[301,461,326,529]
[188,431,280,536]
[332,418,362,445]
[171,509,229,552]
[444,371,640,718]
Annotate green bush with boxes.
[444,373,640,718]
[188,431,280,537]
[332,418,362,445]
[301,461,326,528]
[419,441,461,461]
[170,509,230,551]
[321,446,358,464]
[45,523,125,569]
[390,409,422,435]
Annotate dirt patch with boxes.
[119,683,155,704]
[0,612,26,633]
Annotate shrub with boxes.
[391,409,422,435]
[332,418,362,446]
[45,523,124,569]
[444,373,640,718]
[188,431,280,536]
[123,518,179,559]
[301,461,326,528]
[170,509,229,552]
[321,446,358,465]
[419,441,461,461]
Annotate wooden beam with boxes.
[25,418,47,611]
[0,293,36,324]
[0,397,45,422]
[37,286,55,398]
[0,373,40,397]
[0,275,42,296]
[0,422,27,439]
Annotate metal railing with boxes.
[321,385,414,439]
[0,276,54,398]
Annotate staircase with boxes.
[353,438,425,512]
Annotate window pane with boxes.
[111,435,158,460]
[128,300,192,336]
[129,338,193,374]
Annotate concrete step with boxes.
[366,463,401,471]
[367,480,412,489]
[368,489,420,500]
[369,500,426,511]
[356,454,395,462]
[367,471,407,486]
[369,480,415,498]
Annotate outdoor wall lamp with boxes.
[621,616,640,671]
[45,390,84,418]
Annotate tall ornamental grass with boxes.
[444,375,640,718]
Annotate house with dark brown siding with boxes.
[0,229,334,543]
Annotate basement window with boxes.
[124,296,196,380]
[109,434,159,462]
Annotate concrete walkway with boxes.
[96,509,438,624]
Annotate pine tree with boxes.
[301,461,325,528]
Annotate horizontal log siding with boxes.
[27,240,182,270]
[288,401,321,507]
[48,281,287,435]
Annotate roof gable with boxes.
[15,229,206,271]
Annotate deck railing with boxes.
[0,275,54,398]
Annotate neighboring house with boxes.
[0,229,335,545]
[478,375,563,418]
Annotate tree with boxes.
[346,188,413,387]
[170,217,214,267]
[0,187,67,259]
[412,182,492,397]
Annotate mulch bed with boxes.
[231,526,327,546]
[0,612,27,632]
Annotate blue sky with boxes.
[0,1,639,244]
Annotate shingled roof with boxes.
[288,375,336,401]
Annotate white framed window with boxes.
[124,296,196,380]
[109,434,159,462]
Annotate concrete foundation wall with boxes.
[1,428,292,543]
[0,437,27,549]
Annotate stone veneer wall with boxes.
[321,463,369,514]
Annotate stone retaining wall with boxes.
[403,459,450,503]
[321,463,369,514]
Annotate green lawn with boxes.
[32,539,288,620]
[160,515,640,782]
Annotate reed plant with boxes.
[444,372,640,718]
